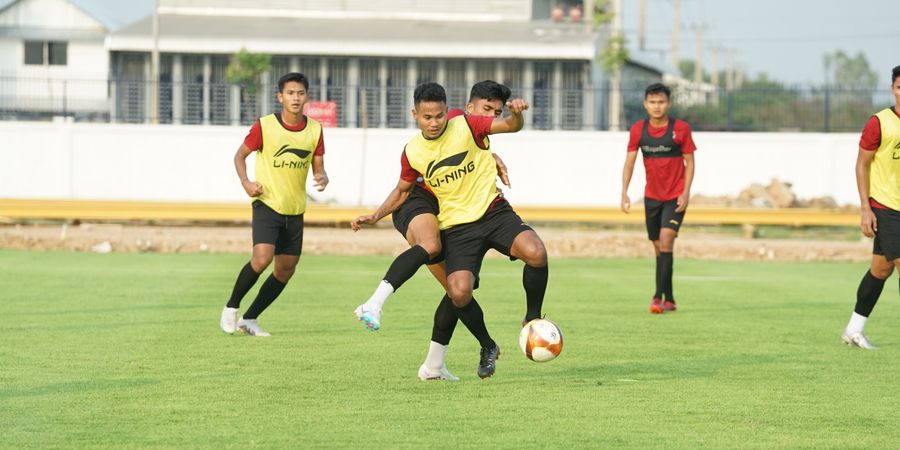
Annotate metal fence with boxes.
[0,76,893,132]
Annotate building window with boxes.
[23,41,68,66]
[48,42,67,65]
[24,41,43,65]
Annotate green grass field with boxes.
[3,249,899,449]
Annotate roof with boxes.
[108,14,599,60]
[0,0,152,31]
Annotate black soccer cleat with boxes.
[477,345,501,379]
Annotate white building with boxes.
[0,0,148,120]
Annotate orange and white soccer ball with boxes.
[519,319,563,362]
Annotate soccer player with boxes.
[352,81,514,381]
[621,83,697,314]
[842,65,900,349]
[219,72,328,336]
[357,82,547,378]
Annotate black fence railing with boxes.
[0,76,892,132]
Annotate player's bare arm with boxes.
[351,178,416,231]
[855,147,877,237]
[620,151,638,213]
[234,143,263,197]
[676,153,695,213]
[489,99,529,134]
[312,155,328,192]
[493,153,511,188]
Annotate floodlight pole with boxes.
[150,0,160,124]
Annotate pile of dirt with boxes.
[0,223,872,262]
[691,178,845,210]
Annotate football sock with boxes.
[431,294,459,346]
[382,245,430,290]
[226,261,261,308]
[364,280,395,311]
[653,254,663,299]
[242,274,286,319]
[424,341,448,371]
[454,299,496,349]
[659,252,674,302]
[846,312,868,335]
[850,270,886,321]
[523,265,548,322]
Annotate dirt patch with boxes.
[0,223,872,262]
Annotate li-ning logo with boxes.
[894,142,900,160]
[425,151,475,188]
[273,145,311,169]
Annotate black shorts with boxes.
[443,198,533,276]
[873,206,900,261]
[644,197,685,241]
[251,200,304,256]
[391,185,439,238]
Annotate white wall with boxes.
[0,122,862,207]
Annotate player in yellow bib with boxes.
[356,82,548,378]
[842,65,900,349]
[219,72,329,337]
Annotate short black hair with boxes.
[469,80,511,103]
[644,82,671,99]
[278,72,309,92]
[893,65,900,84]
[414,82,447,105]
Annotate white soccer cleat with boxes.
[842,331,876,350]
[417,363,460,381]
[237,317,271,337]
[354,304,382,331]
[220,307,239,334]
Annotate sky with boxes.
[621,0,898,86]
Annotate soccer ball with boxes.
[519,319,563,362]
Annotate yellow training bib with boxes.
[404,116,499,229]
[254,114,322,215]
[870,108,900,210]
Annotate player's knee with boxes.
[251,255,273,271]
[274,266,295,282]
[419,240,442,259]
[523,242,548,266]
[447,281,472,307]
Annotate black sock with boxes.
[454,299,495,349]
[653,255,663,299]
[226,261,261,308]
[382,245,430,290]
[659,252,674,302]
[523,265,548,322]
[854,270,886,317]
[431,294,459,345]
[242,274,287,319]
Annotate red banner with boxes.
[303,101,338,128]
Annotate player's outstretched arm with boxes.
[489,99,529,135]
[234,144,263,197]
[351,178,416,232]
[312,155,329,192]
[676,153,695,213]
[856,147,877,237]
[621,151,638,213]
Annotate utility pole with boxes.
[710,45,719,88]
[150,0,159,124]
[638,0,646,51]
[693,24,707,85]
[608,0,622,131]
[725,48,734,91]
[670,0,680,70]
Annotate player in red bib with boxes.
[621,83,697,314]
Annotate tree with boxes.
[823,50,878,88]
[226,48,272,95]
